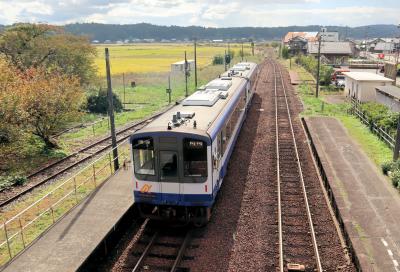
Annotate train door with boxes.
[212,133,223,197]
[158,137,181,205]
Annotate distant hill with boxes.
[63,23,399,42]
[0,23,398,42]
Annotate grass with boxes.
[285,59,393,168]
[94,43,253,75]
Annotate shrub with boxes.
[0,175,27,189]
[391,171,400,187]
[381,161,393,175]
[282,46,289,59]
[212,55,224,65]
[86,89,123,114]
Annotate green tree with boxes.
[282,46,289,59]
[86,88,123,114]
[20,69,84,148]
[0,23,97,85]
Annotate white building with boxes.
[343,72,394,102]
[375,85,400,112]
[171,60,195,73]
[319,28,339,42]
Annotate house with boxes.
[171,60,195,73]
[308,42,353,64]
[282,32,318,45]
[287,36,308,55]
[375,85,400,112]
[373,42,395,54]
[343,72,394,102]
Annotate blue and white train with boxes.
[129,62,259,225]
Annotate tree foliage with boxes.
[86,89,123,114]
[0,60,84,149]
[295,55,333,85]
[282,46,289,59]
[0,23,97,85]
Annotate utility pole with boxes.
[241,42,244,62]
[395,24,400,85]
[105,48,119,171]
[184,51,188,97]
[316,34,322,98]
[166,75,172,104]
[251,40,255,56]
[227,42,231,68]
[122,72,126,109]
[194,38,198,88]
[224,49,227,71]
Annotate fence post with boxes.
[18,217,26,248]
[4,222,12,259]
[50,206,55,223]
[109,153,113,174]
[73,177,78,203]
[92,164,97,188]
[393,115,400,161]
[92,124,95,136]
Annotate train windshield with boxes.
[183,139,207,178]
[160,151,178,179]
[132,137,155,175]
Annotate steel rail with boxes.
[131,231,160,272]
[273,60,323,272]
[170,229,192,272]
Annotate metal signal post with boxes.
[166,75,172,104]
[105,48,119,171]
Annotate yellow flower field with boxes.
[94,43,249,75]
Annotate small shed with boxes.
[171,60,195,73]
[343,72,394,102]
[375,85,400,112]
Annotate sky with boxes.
[0,0,399,27]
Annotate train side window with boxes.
[132,137,155,175]
[183,139,208,178]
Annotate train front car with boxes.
[130,62,258,226]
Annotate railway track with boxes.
[273,62,322,272]
[0,107,172,208]
[128,221,193,272]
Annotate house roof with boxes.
[283,32,318,43]
[376,85,400,100]
[343,72,394,82]
[307,42,353,55]
[374,42,394,51]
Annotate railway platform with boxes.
[1,165,134,272]
[305,116,400,272]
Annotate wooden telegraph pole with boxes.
[241,42,244,62]
[105,48,119,171]
[227,42,231,68]
[224,50,227,71]
[194,38,198,88]
[184,51,188,97]
[316,35,322,98]
[122,73,126,108]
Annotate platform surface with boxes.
[306,117,400,272]
[1,166,133,272]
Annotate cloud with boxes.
[0,0,398,27]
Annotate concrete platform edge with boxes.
[301,117,362,272]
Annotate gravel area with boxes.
[96,55,356,272]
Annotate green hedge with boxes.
[360,102,399,135]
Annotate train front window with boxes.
[133,138,155,175]
[183,139,207,177]
[160,151,178,180]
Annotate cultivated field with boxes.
[94,43,251,75]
